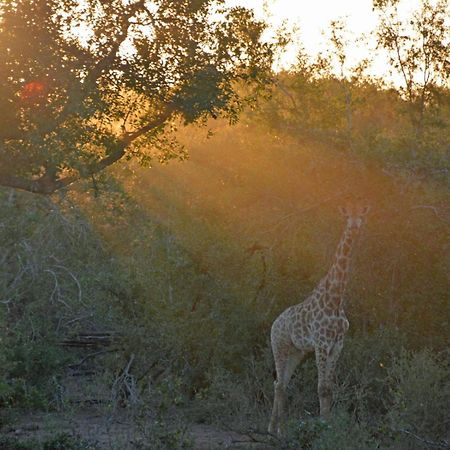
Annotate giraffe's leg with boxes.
[268,378,280,434]
[315,340,344,419]
[269,347,303,435]
[315,347,332,418]
[326,339,344,388]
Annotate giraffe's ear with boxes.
[339,206,349,216]
[360,206,370,216]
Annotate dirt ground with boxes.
[1,353,274,448]
[1,407,271,449]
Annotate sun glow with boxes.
[226,0,423,80]
[66,0,433,84]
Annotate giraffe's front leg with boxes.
[315,340,344,418]
[315,347,332,418]
[326,338,344,391]
[268,379,278,434]
[268,378,285,435]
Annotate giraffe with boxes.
[268,204,370,435]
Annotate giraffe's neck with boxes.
[323,224,359,308]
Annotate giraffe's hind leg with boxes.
[268,345,304,435]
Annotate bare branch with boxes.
[68,349,119,369]
[398,428,449,449]
[111,353,140,409]
[84,0,146,86]
[120,104,176,145]
[53,264,86,308]
[44,268,72,310]
[276,80,298,112]
[410,204,450,224]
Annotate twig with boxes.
[111,353,140,409]
[124,354,135,374]
[230,438,275,447]
[68,348,119,369]
[266,189,350,237]
[263,190,352,254]
[222,424,281,449]
[398,428,449,449]
[44,268,72,309]
[53,264,87,307]
[276,80,299,112]
[63,312,94,326]
[410,205,449,224]
[0,248,9,266]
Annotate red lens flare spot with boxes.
[20,81,47,101]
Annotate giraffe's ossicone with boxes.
[268,204,370,436]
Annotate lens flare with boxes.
[20,81,47,102]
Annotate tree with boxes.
[0,0,275,194]
[373,0,449,149]
[324,20,373,151]
[263,21,372,150]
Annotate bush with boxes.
[0,433,94,450]
[192,330,449,449]
[333,328,406,421]
[384,349,449,448]
[281,411,377,450]
[0,191,128,409]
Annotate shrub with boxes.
[281,411,377,450]
[384,349,449,448]
[0,433,94,450]
[334,328,406,421]
[313,411,377,450]
[0,191,128,409]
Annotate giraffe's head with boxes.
[339,204,370,231]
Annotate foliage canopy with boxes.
[0,0,274,194]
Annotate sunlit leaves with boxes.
[373,0,449,153]
[374,0,449,99]
[372,0,401,9]
[0,0,274,194]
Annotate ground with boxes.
[1,407,273,449]
[0,364,271,449]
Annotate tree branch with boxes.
[0,171,67,195]
[0,105,176,195]
[410,204,449,224]
[0,2,156,195]
[276,80,299,112]
[398,428,449,449]
[35,0,147,137]
[84,0,146,86]
[121,104,176,145]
